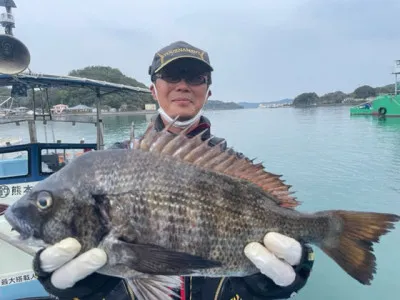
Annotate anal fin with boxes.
[127,275,182,300]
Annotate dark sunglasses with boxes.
[153,71,209,86]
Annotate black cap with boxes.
[148,41,213,76]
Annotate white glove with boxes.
[39,237,107,289]
[244,232,303,287]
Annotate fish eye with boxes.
[36,191,53,210]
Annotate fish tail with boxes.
[319,210,400,285]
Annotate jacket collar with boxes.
[153,114,212,139]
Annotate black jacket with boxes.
[32,115,315,300]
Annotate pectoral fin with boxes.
[112,240,222,275]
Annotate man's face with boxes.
[150,59,212,121]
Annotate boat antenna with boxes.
[0,0,30,74]
[393,60,400,95]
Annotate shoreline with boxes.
[67,110,158,117]
[65,103,359,116]
[0,104,362,122]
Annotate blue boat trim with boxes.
[0,143,97,185]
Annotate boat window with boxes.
[0,150,29,178]
[40,148,93,174]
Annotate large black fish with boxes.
[4,122,400,299]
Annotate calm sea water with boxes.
[2,106,400,299]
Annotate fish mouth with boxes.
[4,208,34,240]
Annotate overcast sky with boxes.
[10,0,400,103]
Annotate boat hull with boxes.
[350,94,400,117]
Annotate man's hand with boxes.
[32,237,123,300]
[36,238,107,289]
[244,232,303,287]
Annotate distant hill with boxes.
[237,102,259,109]
[238,98,293,108]
[205,100,243,110]
[292,83,399,107]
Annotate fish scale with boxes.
[4,121,400,300]
[94,150,337,276]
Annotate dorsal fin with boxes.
[135,122,300,209]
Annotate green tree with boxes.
[292,92,319,107]
[353,85,376,99]
[375,84,395,95]
[319,91,348,104]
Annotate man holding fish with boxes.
[30,41,315,299]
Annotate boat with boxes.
[349,94,400,117]
[350,60,400,117]
[0,3,150,299]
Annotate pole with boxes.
[32,88,36,120]
[4,5,13,35]
[96,87,104,150]
[28,120,37,143]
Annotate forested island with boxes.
[291,84,396,107]
[204,100,243,110]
